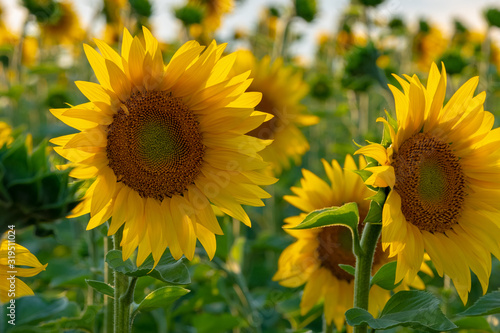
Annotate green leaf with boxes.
[192,313,245,333]
[86,279,114,298]
[363,188,386,224]
[370,261,402,290]
[457,291,500,317]
[39,305,101,332]
[345,290,457,331]
[135,286,189,313]
[453,316,492,332]
[339,264,355,276]
[106,249,191,284]
[289,202,359,231]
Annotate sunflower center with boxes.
[106,90,205,200]
[246,95,279,140]
[393,133,466,233]
[317,219,384,282]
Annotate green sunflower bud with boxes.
[129,0,152,18]
[438,52,468,75]
[175,4,204,27]
[359,0,385,7]
[295,0,317,23]
[310,74,333,101]
[485,8,500,28]
[0,134,83,235]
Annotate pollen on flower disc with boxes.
[106,90,205,201]
[393,133,466,233]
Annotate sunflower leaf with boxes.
[457,291,500,317]
[370,261,402,290]
[85,279,114,298]
[288,202,359,231]
[133,286,189,314]
[345,291,457,331]
[105,250,191,285]
[363,188,386,224]
[339,264,355,276]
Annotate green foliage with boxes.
[341,43,385,92]
[289,202,359,231]
[345,290,457,331]
[106,250,191,285]
[370,261,402,290]
[0,135,82,234]
[133,286,189,314]
[457,291,500,317]
[21,0,61,24]
[86,279,115,298]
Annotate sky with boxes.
[1,0,499,60]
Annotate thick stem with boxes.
[353,223,382,333]
[113,228,137,333]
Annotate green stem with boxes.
[105,235,114,333]
[113,228,137,333]
[353,223,382,333]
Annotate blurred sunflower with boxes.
[273,156,429,330]
[412,23,447,72]
[356,63,500,304]
[51,27,275,267]
[231,50,318,175]
[0,239,47,303]
[189,0,234,33]
[40,1,84,45]
[0,122,13,147]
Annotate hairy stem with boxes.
[353,223,382,333]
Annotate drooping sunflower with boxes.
[273,155,429,330]
[231,50,318,175]
[40,1,84,45]
[51,27,276,267]
[0,239,47,303]
[356,63,500,304]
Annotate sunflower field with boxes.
[1,0,500,332]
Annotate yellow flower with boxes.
[356,63,500,304]
[50,27,276,267]
[0,239,47,302]
[231,50,318,175]
[0,122,13,147]
[413,26,447,72]
[273,156,428,330]
[40,1,84,45]
[190,0,234,32]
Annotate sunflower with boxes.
[273,155,429,330]
[40,1,84,45]
[356,63,500,304]
[189,0,234,33]
[0,122,13,147]
[0,239,47,303]
[50,27,276,267]
[412,25,447,72]
[230,50,318,175]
